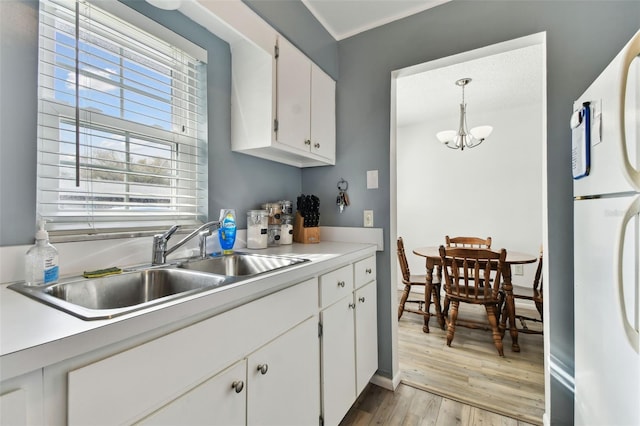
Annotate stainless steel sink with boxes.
[9,268,233,320]
[9,253,309,321]
[177,252,309,277]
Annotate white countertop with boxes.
[0,242,377,382]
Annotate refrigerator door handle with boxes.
[617,31,640,191]
[615,195,640,353]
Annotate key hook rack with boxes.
[337,178,348,192]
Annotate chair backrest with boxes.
[532,248,543,293]
[396,237,411,282]
[439,245,506,301]
[445,235,492,249]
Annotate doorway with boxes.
[389,32,547,422]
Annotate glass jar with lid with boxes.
[246,210,268,249]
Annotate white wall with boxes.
[397,101,543,286]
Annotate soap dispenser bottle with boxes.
[218,209,236,255]
[25,220,59,286]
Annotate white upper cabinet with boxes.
[182,1,336,167]
[276,37,336,164]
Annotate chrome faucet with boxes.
[152,221,220,265]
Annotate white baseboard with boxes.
[369,371,402,391]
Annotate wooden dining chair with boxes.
[445,235,492,249]
[499,248,543,334]
[439,245,507,356]
[443,236,493,316]
[397,237,442,321]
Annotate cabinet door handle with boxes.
[304,139,311,146]
[314,142,320,149]
[359,296,366,303]
[231,380,244,393]
[257,363,269,375]
[365,268,372,274]
[348,303,356,309]
[338,281,345,288]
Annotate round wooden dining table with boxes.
[412,246,537,352]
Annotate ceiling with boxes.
[301,0,450,40]
[396,43,544,128]
[299,1,543,130]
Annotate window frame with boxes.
[36,0,209,241]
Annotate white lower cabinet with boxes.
[247,317,319,425]
[0,370,44,426]
[139,317,320,426]
[66,278,318,425]
[138,360,247,426]
[355,281,378,395]
[320,256,378,426]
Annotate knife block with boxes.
[293,212,320,244]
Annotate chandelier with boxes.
[436,78,493,151]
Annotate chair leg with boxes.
[485,305,505,357]
[535,301,543,321]
[432,284,445,330]
[446,300,459,347]
[497,291,505,322]
[443,295,450,318]
[398,284,411,320]
[499,298,509,338]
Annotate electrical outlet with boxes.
[513,264,524,275]
[364,210,374,227]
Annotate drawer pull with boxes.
[304,139,311,146]
[314,142,320,149]
[338,281,345,288]
[359,296,366,303]
[365,268,372,274]
[257,364,269,375]
[232,380,244,393]
[348,303,356,309]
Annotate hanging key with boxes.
[337,192,345,213]
[342,191,350,206]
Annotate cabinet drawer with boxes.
[354,256,376,289]
[68,278,317,425]
[319,265,353,308]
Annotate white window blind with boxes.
[36,0,208,238]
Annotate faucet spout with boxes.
[152,221,220,265]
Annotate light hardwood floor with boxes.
[340,382,536,426]
[340,290,544,426]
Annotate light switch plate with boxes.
[364,210,374,227]
[366,170,378,189]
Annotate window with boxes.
[37,0,208,238]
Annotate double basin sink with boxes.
[9,253,309,320]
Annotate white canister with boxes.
[246,210,268,249]
[280,214,293,245]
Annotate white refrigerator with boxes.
[573,30,640,425]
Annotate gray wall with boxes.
[0,0,302,245]
[245,1,640,424]
[244,0,338,79]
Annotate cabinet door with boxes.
[247,317,319,426]
[277,37,311,152]
[355,281,378,395]
[321,297,356,426]
[0,370,43,426]
[137,360,246,426]
[310,64,335,161]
